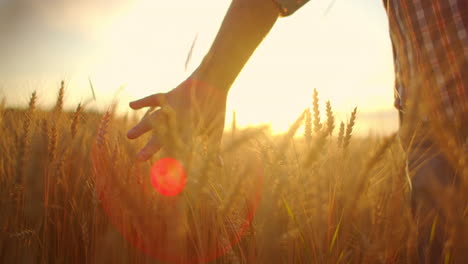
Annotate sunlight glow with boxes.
[95,0,399,135]
[0,0,398,135]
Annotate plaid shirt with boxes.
[273,0,467,121]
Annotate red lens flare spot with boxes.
[151,157,187,196]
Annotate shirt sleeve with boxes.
[272,0,310,17]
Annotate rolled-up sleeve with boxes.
[272,0,310,16]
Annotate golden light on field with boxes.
[3,2,468,263]
[0,0,398,135]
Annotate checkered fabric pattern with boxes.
[384,0,467,122]
[274,0,467,121]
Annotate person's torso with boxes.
[384,0,467,119]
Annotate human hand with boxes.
[127,78,228,162]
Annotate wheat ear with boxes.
[16,91,37,184]
[96,111,111,148]
[325,101,335,136]
[54,81,65,114]
[312,89,322,134]
[70,103,82,139]
[343,107,357,150]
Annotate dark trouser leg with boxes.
[399,118,458,264]
[409,146,454,264]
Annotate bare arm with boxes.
[128,0,280,161]
[194,0,279,91]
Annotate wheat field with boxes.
[0,83,466,263]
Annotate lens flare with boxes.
[151,157,186,196]
[91,79,264,263]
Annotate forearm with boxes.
[194,0,279,92]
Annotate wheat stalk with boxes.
[303,131,328,167]
[312,89,322,134]
[362,133,396,173]
[28,91,37,112]
[349,133,396,208]
[16,91,37,184]
[342,107,357,150]
[70,103,82,139]
[304,108,312,147]
[278,110,307,155]
[1,81,466,263]
[325,101,335,136]
[54,81,65,114]
[48,124,57,162]
[96,111,111,148]
[337,121,344,147]
[222,126,269,154]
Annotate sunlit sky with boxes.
[0,0,398,135]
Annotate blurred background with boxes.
[0,0,398,135]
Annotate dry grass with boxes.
[0,82,466,264]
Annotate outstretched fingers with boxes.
[127,111,164,139]
[129,93,165,110]
[137,135,162,161]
